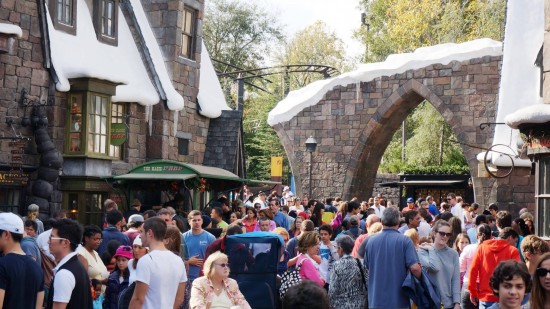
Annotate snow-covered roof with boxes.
[505,105,550,129]
[129,0,183,111]
[197,41,231,118]
[486,0,544,167]
[0,23,22,37]
[45,0,184,110]
[267,38,502,126]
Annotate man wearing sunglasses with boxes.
[47,218,93,309]
[0,212,44,309]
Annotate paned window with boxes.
[49,0,77,34]
[537,157,550,237]
[110,103,125,159]
[181,7,195,59]
[88,94,109,154]
[100,0,116,37]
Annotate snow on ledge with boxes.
[505,104,550,129]
[267,38,502,126]
[197,41,231,118]
[0,23,22,38]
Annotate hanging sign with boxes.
[110,123,127,146]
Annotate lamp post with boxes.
[305,136,318,199]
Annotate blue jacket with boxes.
[98,226,130,256]
[402,270,441,309]
[104,270,129,309]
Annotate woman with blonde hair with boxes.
[404,229,420,250]
[23,204,44,234]
[190,251,251,309]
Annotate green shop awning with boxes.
[113,160,242,182]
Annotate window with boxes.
[88,94,109,154]
[65,78,118,158]
[537,157,550,237]
[49,0,77,34]
[110,103,125,159]
[181,7,195,59]
[93,0,118,45]
[178,137,189,155]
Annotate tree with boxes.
[203,0,284,71]
[273,21,350,90]
[355,0,506,62]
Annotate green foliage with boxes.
[243,92,289,182]
[379,101,468,173]
[400,164,470,175]
[203,0,284,71]
[273,21,351,89]
[355,0,506,62]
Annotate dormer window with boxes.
[181,6,196,59]
[94,0,119,45]
[49,0,77,34]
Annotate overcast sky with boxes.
[256,0,365,60]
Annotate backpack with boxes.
[39,248,56,288]
[279,259,305,300]
[117,281,135,309]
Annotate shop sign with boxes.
[110,123,127,146]
[0,171,29,186]
[137,163,185,174]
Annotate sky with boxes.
[256,0,365,60]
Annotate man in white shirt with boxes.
[369,196,386,217]
[47,218,93,308]
[448,193,464,228]
[130,217,187,309]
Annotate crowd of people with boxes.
[0,189,548,309]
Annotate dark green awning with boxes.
[112,160,242,182]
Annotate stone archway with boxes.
[271,55,501,202]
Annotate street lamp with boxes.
[305,136,318,199]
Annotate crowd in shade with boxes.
[0,188,547,309]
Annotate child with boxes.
[91,279,104,309]
[104,245,132,309]
[488,260,531,309]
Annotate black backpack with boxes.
[117,282,135,309]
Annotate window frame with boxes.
[87,93,110,155]
[49,0,78,35]
[181,6,196,60]
[93,0,119,46]
[536,156,550,237]
[109,102,126,160]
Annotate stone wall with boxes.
[273,56,503,202]
[141,0,209,164]
[372,173,400,205]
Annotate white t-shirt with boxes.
[36,229,54,260]
[52,252,78,303]
[135,250,187,309]
[417,221,432,238]
[451,203,464,228]
[128,258,137,285]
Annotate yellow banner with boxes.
[271,157,283,177]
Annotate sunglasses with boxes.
[536,268,550,277]
[437,231,453,238]
[215,263,230,268]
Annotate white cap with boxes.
[283,186,290,192]
[128,214,144,225]
[0,213,24,235]
[133,234,143,246]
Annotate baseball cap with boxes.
[283,186,290,192]
[201,215,212,229]
[0,213,24,235]
[406,197,414,203]
[128,214,144,225]
[349,216,359,226]
[113,245,133,260]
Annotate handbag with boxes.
[279,259,305,300]
[355,258,369,309]
[39,248,56,288]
